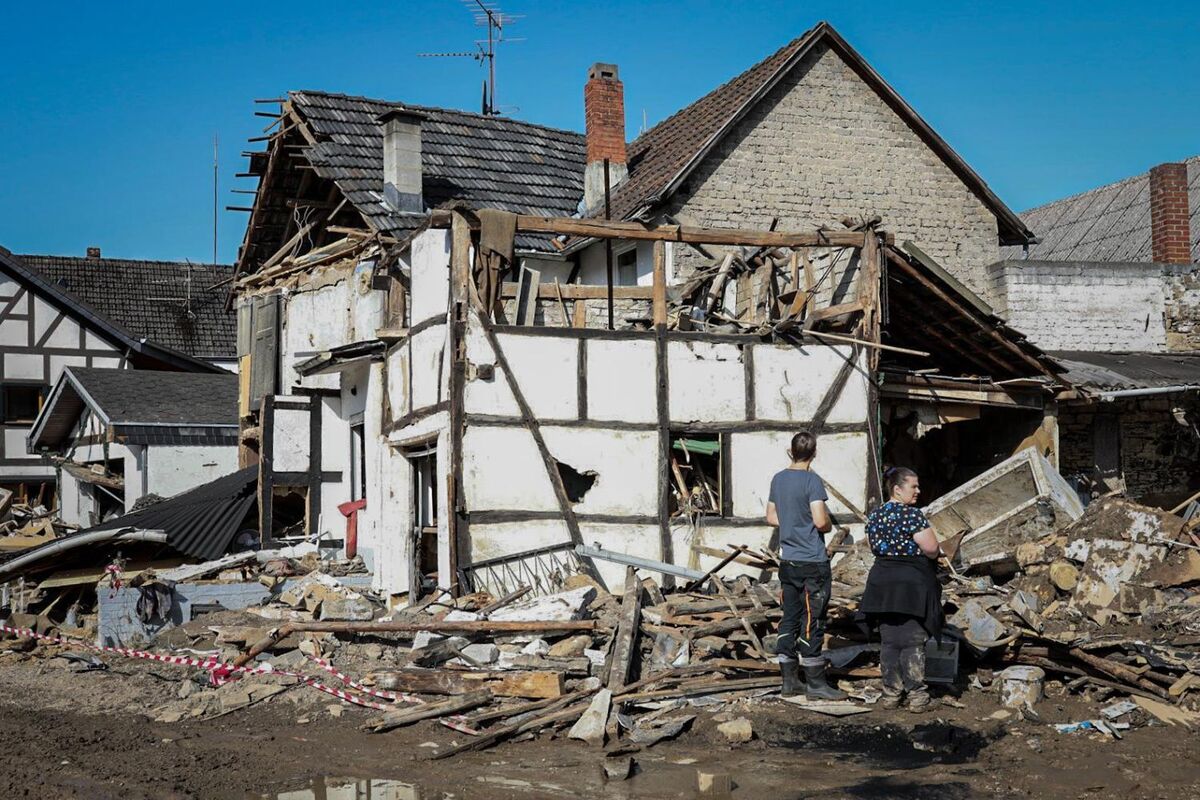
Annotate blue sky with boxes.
[1,1,1196,263]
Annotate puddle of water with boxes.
[264,777,424,800]
[770,721,992,768]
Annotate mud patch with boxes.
[769,720,993,768]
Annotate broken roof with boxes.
[1051,351,1200,393]
[600,21,1034,246]
[271,91,585,252]
[1001,157,1200,263]
[28,367,239,451]
[17,254,236,362]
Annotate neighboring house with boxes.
[230,21,1063,598]
[0,247,234,504]
[26,367,240,528]
[988,160,1200,503]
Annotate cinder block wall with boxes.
[988,260,1167,352]
[663,41,1001,299]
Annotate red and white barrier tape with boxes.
[0,623,479,734]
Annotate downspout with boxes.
[1099,385,1200,402]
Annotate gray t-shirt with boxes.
[769,468,830,563]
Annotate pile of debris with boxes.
[0,487,73,550]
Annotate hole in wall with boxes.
[555,460,598,503]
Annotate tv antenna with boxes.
[418,0,522,116]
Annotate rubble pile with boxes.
[5,480,1200,754]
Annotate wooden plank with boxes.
[365,689,492,733]
[500,283,654,301]
[652,240,667,327]
[803,329,930,357]
[374,670,564,699]
[705,253,737,313]
[511,216,866,248]
[804,299,864,327]
[607,567,643,691]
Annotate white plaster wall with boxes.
[410,229,451,325]
[354,363,386,580]
[371,441,412,594]
[520,257,573,286]
[316,393,350,540]
[5,353,44,380]
[731,430,869,519]
[461,426,556,512]
[272,407,311,472]
[668,340,746,423]
[385,345,411,421]
[577,241,663,286]
[281,281,350,392]
[409,325,448,411]
[753,343,867,423]
[464,327,578,419]
[469,519,572,563]
[144,444,239,498]
[586,338,657,423]
[541,426,659,516]
[579,523,663,589]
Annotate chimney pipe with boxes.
[86,246,101,259]
[584,63,627,213]
[377,108,426,214]
[1149,162,1192,264]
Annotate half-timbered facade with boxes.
[0,248,233,503]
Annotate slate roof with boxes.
[28,367,239,452]
[289,90,586,251]
[65,367,238,425]
[1051,351,1200,393]
[598,21,1034,246]
[18,255,236,361]
[1000,157,1200,263]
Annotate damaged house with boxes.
[231,21,1066,598]
[25,367,240,527]
[0,247,235,507]
[990,159,1200,505]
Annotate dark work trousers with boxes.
[879,615,929,699]
[776,560,832,666]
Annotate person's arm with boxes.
[766,501,779,527]
[810,500,833,533]
[912,527,941,559]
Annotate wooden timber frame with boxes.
[439,210,885,593]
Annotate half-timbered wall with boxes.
[0,269,124,485]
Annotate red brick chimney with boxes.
[1149,162,1192,264]
[584,63,628,212]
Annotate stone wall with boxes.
[1164,264,1200,351]
[989,260,1168,352]
[1059,396,1200,502]
[663,40,1002,299]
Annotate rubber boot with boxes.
[780,661,805,697]
[804,662,848,701]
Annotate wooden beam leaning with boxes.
[607,567,643,691]
[883,248,1053,378]
[512,216,865,248]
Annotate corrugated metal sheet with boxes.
[90,467,257,561]
[1051,351,1200,391]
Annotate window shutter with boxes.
[249,294,280,407]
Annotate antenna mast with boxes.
[418,0,522,116]
[212,133,219,266]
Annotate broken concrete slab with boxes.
[948,598,1009,648]
[1071,538,1166,623]
[567,688,612,745]
[488,586,596,623]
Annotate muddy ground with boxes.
[1,650,1198,800]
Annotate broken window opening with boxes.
[1,383,47,424]
[404,445,439,590]
[269,486,308,538]
[669,433,725,518]
[555,460,598,503]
